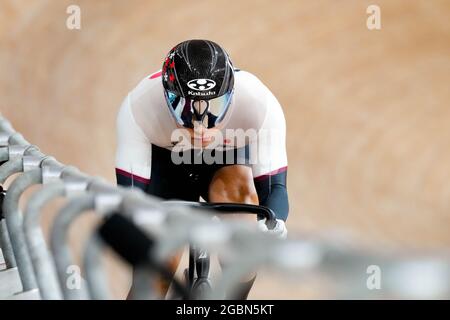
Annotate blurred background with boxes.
[0,0,449,299]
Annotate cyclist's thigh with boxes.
[205,148,258,222]
[208,165,258,205]
[200,146,253,201]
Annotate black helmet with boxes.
[162,39,235,128]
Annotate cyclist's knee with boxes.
[128,251,182,299]
[209,165,258,205]
[157,251,183,293]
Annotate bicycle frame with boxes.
[163,201,277,299]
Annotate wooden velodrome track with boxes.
[0,0,449,298]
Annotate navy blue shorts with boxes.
[144,144,249,202]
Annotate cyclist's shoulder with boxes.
[129,70,164,97]
[234,69,276,103]
[117,70,176,145]
[124,70,168,116]
[234,69,264,87]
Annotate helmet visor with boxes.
[165,91,233,129]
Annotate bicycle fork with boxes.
[187,244,212,299]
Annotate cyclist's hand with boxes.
[257,218,287,240]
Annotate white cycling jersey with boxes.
[115,69,287,182]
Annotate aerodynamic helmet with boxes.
[162,39,235,129]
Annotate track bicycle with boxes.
[163,201,277,299]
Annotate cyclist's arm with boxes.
[250,90,289,221]
[254,169,288,221]
[115,95,152,191]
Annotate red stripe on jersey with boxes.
[254,166,287,181]
[149,71,162,79]
[115,168,151,184]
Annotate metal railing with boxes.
[1,114,450,300]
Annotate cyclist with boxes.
[115,39,289,299]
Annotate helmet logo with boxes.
[187,79,216,91]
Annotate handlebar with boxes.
[163,201,277,229]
